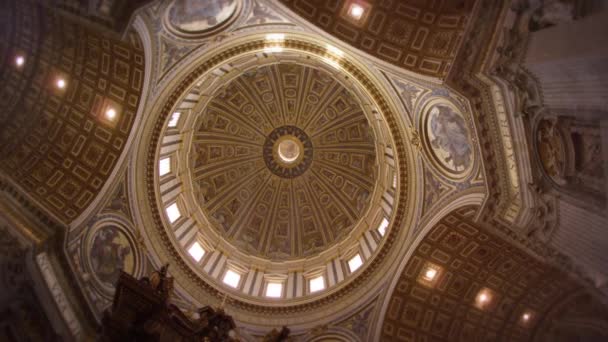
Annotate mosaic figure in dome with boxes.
[169,0,236,32]
[427,104,472,172]
[90,226,134,286]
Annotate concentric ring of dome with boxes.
[263,125,313,178]
[145,36,410,313]
[189,63,378,260]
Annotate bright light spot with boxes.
[264,34,285,53]
[321,57,341,70]
[105,108,116,120]
[265,33,285,41]
[168,112,181,127]
[477,291,490,304]
[423,267,437,281]
[159,157,171,176]
[522,312,531,322]
[188,242,205,262]
[223,270,241,288]
[264,46,284,53]
[265,282,283,298]
[56,78,66,89]
[326,44,344,57]
[309,276,325,293]
[474,289,493,309]
[277,139,300,163]
[378,217,389,236]
[15,56,25,67]
[349,4,365,20]
[348,254,363,273]
[166,203,181,223]
[393,174,397,188]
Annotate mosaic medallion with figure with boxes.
[89,225,135,287]
[166,0,239,36]
[424,103,473,175]
[189,63,378,260]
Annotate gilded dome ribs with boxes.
[289,179,301,257]
[299,81,345,130]
[292,65,312,126]
[199,164,268,215]
[266,180,297,258]
[258,179,291,256]
[184,62,377,259]
[268,64,290,126]
[248,177,282,253]
[315,143,375,152]
[310,87,357,125]
[226,170,273,242]
[290,180,303,256]
[191,154,261,182]
[313,158,375,193]
[193,132,264,147]
[309,167,359,225]
[207,101,270,137]
[309,111,369,139]
[232,77,278,131]
[297,175,334,251]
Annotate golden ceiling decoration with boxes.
[381,207,583,341]
[140,36,413,315]
[0,1,144,223]
[190,63,377,260]
[278,0,475,78]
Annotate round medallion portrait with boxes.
[89,225,135,288]
[424,103,473,175]
[166,0,239,36]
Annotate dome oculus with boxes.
[277,138,300,163]
[264,126,313,178]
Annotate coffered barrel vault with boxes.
[0,0,145,223]
[380,207,602,341]
[278,0,475,78]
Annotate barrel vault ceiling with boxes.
[0,0,145,222]
[278,0,477,79]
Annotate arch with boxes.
[70,14,154,229]
[375,197,601,341]
[0,1,148,224]
[374,192,484,341]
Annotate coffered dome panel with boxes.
[190,63,377,260]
